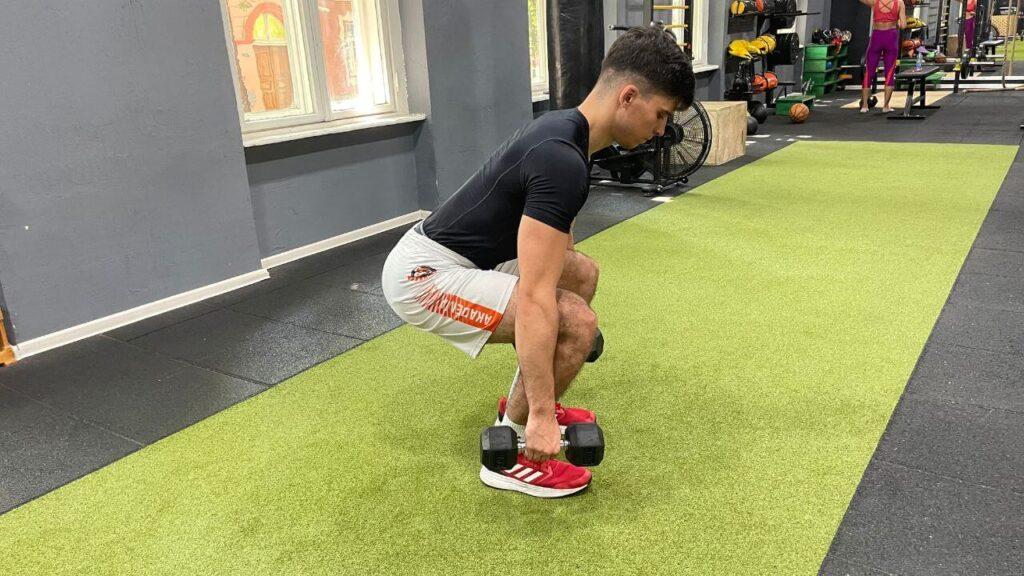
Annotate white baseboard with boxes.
[11,209,431,361]
[260,209,429,269]
[13,269,270,360]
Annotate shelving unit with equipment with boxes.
[802,42,848,98]
[724,1,815,112]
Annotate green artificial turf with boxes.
[995,39,1024,62]
[0,141,1015,575]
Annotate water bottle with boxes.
[915,51,923,70]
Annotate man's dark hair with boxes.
[600,26,695,108]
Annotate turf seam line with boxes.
[873,458,1024,498]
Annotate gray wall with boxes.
[0,0,541,345]
[241,0,443,261]
[419,0,534,202]
[802,0,832,47]
[399,0,440,210]
[245,127,422,257]
[0,1,263,343]
[703,1,728,100]
[247,0,535,258]
[3,0,846,347]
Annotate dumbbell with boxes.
[480,422,605,472]
[868,95,878,109]
[586,327,604,363]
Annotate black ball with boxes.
[750,101,770,124]
[746,115,759,135]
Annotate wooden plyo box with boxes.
[699,101,746,166]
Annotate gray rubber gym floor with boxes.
[1,89,1021,575]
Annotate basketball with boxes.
[789,103,810,123]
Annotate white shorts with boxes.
[381,225,519,358]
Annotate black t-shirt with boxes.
[421,108,591,270]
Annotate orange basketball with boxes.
[789,103,810,123]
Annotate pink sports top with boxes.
[873,0,899,24]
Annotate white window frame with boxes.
[218,0,412,142]
[529,0,549,99]
[667,0,710,66]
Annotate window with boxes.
[220,0,408,136]
[528,0,548,97]
[667,0,709,65]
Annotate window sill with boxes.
[242,113,428,148]
[692,63,719,74]
[532,92,550,103]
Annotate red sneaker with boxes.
[479,454,591,498]
[497,396,596,431]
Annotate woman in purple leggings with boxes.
[963,0,977,52]
[858,0,907,113]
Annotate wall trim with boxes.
[260,209,430,270]
[10,209,431,362]
[13,269,270,360]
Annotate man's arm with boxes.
[515,215,567,463]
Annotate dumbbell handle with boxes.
[482,423,604,471]
[516,439,571,452]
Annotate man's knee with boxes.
[571,251,600,296]
[556,290,598,353]
[581,252,600,290]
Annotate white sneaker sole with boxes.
[479,466,589,498]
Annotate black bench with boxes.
[979,38,1005,57]
[889,65,941,120]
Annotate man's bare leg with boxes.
[500,289,596,424]
[558,250,600,304]
[487,249,601,424]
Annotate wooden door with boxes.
[254,45,294,111]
